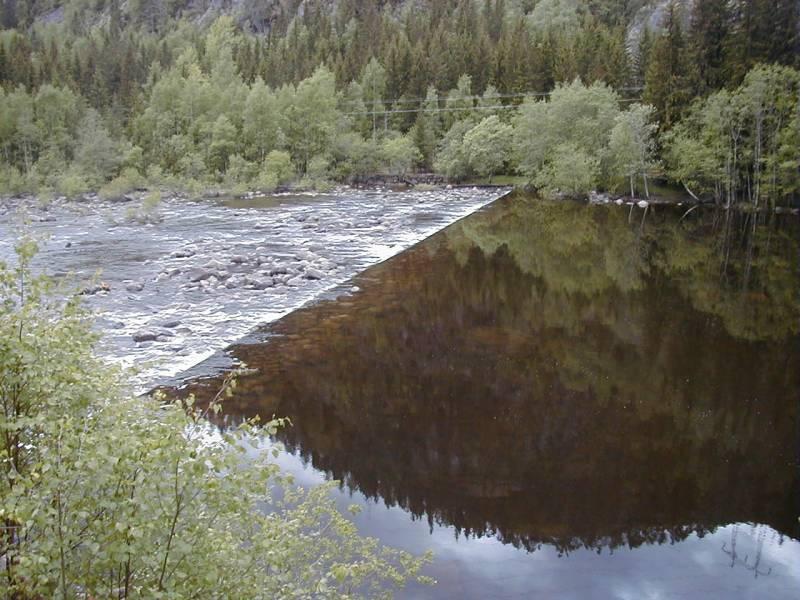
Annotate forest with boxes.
[2,3,800,598]
[0,0,798,203]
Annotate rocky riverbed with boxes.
[0,187,506,390]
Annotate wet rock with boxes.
[132,331,159,343]
[203,259,227,270]
[304,267,325,280]
[158,319,181,328]
[156,268,181,282]
[188,268,213,282]
[80,283,111,295]
[171,249,195,259]
[65,241,72,248]
[295,249,315,261]
[246,277,273,290]
[125,281,145,292]
[231,255,247,264]
[286,275,304,287]
[269,267,289,276]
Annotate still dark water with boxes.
[177,192,800,598]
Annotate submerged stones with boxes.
[171,248,196,258]
[80,282,111,295]
[132,330,158,343]
[133,326,177,343]
[4,187,504,390]
[304,267,325,280]
[187,268,213,283]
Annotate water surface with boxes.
[0,187,503,388]
[177,192,800,598]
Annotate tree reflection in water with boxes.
[173,192,800,555]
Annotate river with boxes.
[3,188,798,598]
[0,186,504,389]
[173,191,800,599]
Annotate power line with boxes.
[339,86,645,108]
[344,97,643,117]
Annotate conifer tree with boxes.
[643,2,695,128]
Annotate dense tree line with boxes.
[0,0,797,204]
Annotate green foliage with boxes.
[527,0,581,36]
[99,167,145,200]
[0,243,431,598]
[332,132,381,181]
[302,154,333,190]
[380,134,421,177]
[242,78,282,162]
[643,2,696,128]
[124,190,163,224]
[282,65,339,172]
[534,142,600,198]
[208,114,238,174]
[0,163,26,194]
[664,64,800,207]
[607,103,658,197]
[74,109,126,186]
[462,115,513,179]
[56,171,90,199]
[514,78,620,194]
[360,58,387,139]
[262,150,295,186]
[0,4,797,196]
[434,120,474,180]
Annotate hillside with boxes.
[0,0,798,204]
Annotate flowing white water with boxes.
[0,187,506,389]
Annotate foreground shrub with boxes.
[0,240,430,599]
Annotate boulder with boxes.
[203,259,227,270]
[286,275,304,287]
[249,278,274,290]
[304,267,325,280]
[171,248,195,258]
[80,283,111,295]
[188,268,213,283]
[132,331,158,343]
[125,281,145,293]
